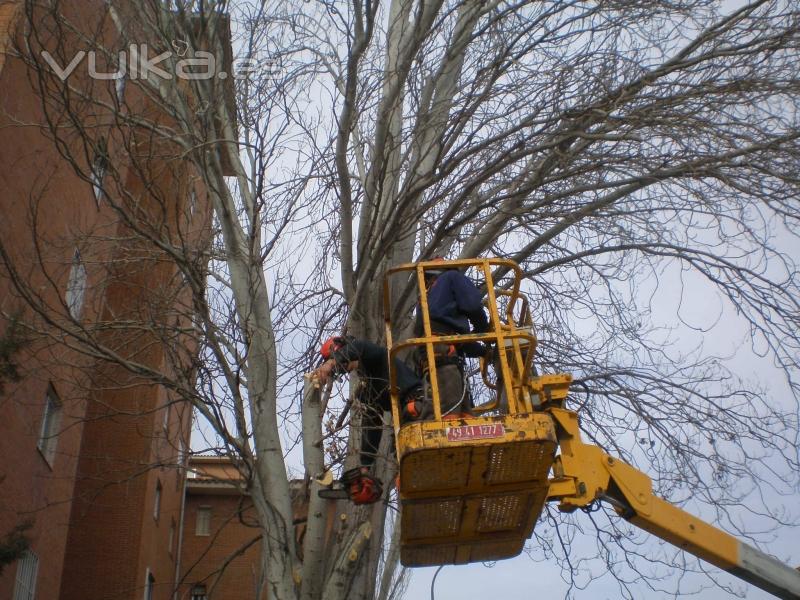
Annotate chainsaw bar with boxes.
[318,486,350,500]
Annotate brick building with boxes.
[179,457,263,600]
[0,1,237,598]
[178,458,318,600]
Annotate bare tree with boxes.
[1,0,798,598]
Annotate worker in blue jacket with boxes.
[415,261,490,356]
[413,260,491,418]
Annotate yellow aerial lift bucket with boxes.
[379,259,800,597]
[384,258,571,567]
[396,412,557,566]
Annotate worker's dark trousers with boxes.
[423,363,467,417]
[359,360,421,468]
[359,401,385,467]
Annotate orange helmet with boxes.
[320,336,346,360]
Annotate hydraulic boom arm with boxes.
[547,407,800,600]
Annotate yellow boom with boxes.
[548,406,800,600]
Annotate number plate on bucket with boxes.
[446,423,505,441]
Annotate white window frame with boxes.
[195,506,211,536]
[37,388,62,467]
[168,518,175,555]
[115,75,126,104]
[177,437,185,468]
[154,479,162,521]
[144,568,154,600]
[188,188,197,217]
[90,157,107,203]
[66,249,87,320]
[13,550,38,600]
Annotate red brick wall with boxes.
[179,492,264,600]
[59,178,194,599]
[0,2,19,75]
[0,0,220,597]
[0,3,199,599]
[0,0,111,595]
[135,391,192,600]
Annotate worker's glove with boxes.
[312,360,335,384]
[403,399,424,421]
[401,388,431,422]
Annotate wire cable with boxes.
[430,565,444,600]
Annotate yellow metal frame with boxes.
[384,257,537,425]
[384,258,571,567]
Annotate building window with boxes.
[188,188,197,217]
[115,75,126,104]
[195,506,211,536]
[144,569,155,600]
[168,518,176,556]
[154,480,162,521]
[90,156,107,202]
[37,388,62,466]
[90,139,109,204]
[177,438,185,468]
[162,404,170,430]
[66,249,87,320]
[175,437,186,491]
[190,584,207,600]
[13,550,38,600]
